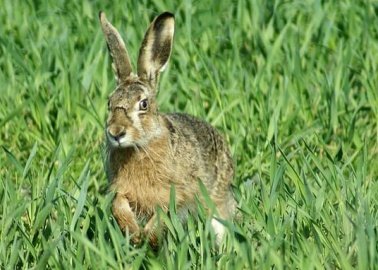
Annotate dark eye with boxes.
[139,99,148,111]
[107,99,111,110]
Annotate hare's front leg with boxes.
[112,193,141,244]
[143,213,160,250]
[144,212,170,250]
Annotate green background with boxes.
[1,0,377,268]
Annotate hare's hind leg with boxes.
[211,155,236,245]
[211,217,225,245]
[112,193,141,244]
[211,193,237,245]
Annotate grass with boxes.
[1,0,377,268]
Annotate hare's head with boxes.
[99,12,174,148]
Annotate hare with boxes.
[99,11,236,249]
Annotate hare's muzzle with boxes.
[107,125,127,146]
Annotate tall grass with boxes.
[1,0,377,268]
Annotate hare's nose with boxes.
[108,125,126,141]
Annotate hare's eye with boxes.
[139,99,148,111]
[107,100,111,110]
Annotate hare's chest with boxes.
[112,157,174,214]
[108,147,197,217]
[128,179,172,215]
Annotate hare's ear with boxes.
[99,12,133,84]
[137,12,174,89]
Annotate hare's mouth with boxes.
[106,130,134,148]
[107,138,135,148]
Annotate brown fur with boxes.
[99,11,236,249]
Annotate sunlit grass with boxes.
[0,0,377,269]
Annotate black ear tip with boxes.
[159,12,175,20]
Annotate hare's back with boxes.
[163,113,234,186]
[165,113,226,151]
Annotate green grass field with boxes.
[1,0,377,269]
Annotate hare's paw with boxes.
[130,230,142,245]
